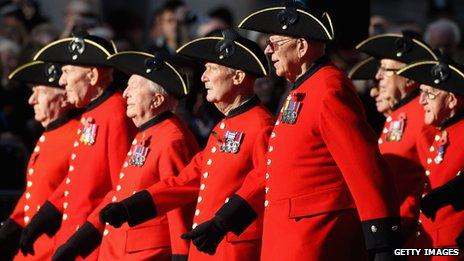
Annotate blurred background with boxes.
[0,0,463,219]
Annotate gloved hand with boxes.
[100,190,157,228]
[0,219,22,259]
[420,186,451,221]
[181,216,228,255]
[52,222,102,261]
[99,202,128,228]
[20,201,62,256]
[53,243,78,261]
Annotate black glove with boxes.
[100,190,156,228]
[181,216,227,255]
[0,219,23,259]
[52,222,102,261]
[19,201,62,256]
[99,202,128,228]
[181,194,257,255]
[420,188,449,221]
[457,229,464,249]
[172,254,188,261]
[421,172,464,221]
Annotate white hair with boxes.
[148,80,178,111]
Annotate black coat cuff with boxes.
[215,194,257,235]
[172,254,188,261]
[362,217,402,252]
[0,218,22,255]
[122,190,157,227]
[69,222,102,258]
[38,201,62,237]
[1,218,23,238]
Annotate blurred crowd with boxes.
[0,0,463,203]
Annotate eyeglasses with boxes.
[377,66,401,77]
[420,89,439,100]
[266,38,295,51]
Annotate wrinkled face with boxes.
[122,74,158,126]
[28,85,67,127]
[419,84,451,126]
[201,62,236,104]
[374,59,408,113]
[264,35,299,80]
[59,65,92,108]
[368,85,390,115]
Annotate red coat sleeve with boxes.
[146,150,203,216]
[319,87,399,220]
[158,138,198,255]
[235,126,273,214]
[47,178,67,213]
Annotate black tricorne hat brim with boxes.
[349,57,379,80]
[33,37,116,67]
[356,34,437,64]
[238,7,334,41]
[107,51,188,99]
[8,61,62,87]
[397,61,464,96]
[176,37,269,77]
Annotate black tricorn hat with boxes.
[108,51,188,99]
[33,31,117,67]
[348,57,379,80]
[356,32,437,64]
[176,29,269,77]
[8,61,62,87]
[397,59,464,96]
[238,0,334,41]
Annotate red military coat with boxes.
[47,88,135,258]
[148,97,274,261]
[86,112,199,260]
[10,112,81,261]
[414,117,464,251]
[378,93,435,241]
[236,58,400,261]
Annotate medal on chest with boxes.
[434,130,448,164]
[280,93,302,124]
[129,134,150,167]
[79,117,98,145]
[219,130,244,154]
[385,113,406,142]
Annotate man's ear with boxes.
[448,92,459,110]
[88,67,99,85]
[150,93,165,109]
[232,70,246,85]
[297,38,309,59]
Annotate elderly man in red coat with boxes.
[17,31,136,259]
[397,56,464,260]
[351,32,438,244]
[0,61,81,260]
[96,29,274,261]
[51,51,200,261]
[182,1,402,260]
